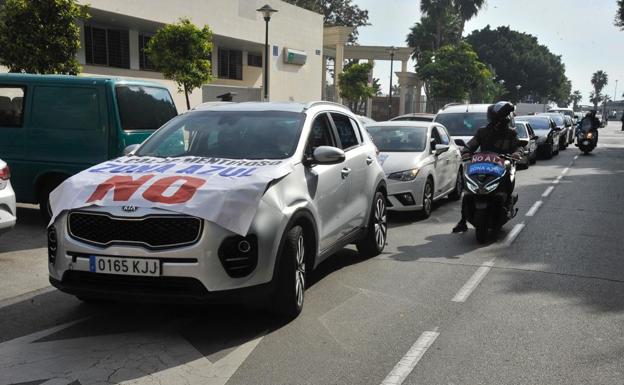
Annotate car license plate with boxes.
[89,255,160,276]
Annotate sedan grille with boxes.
[68,211,202,249]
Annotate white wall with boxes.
[77,0,324,105]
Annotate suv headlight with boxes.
[388,168,420,181]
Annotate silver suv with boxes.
[48,102,387,319]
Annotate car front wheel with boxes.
[272,225,306,320]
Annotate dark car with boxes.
[515,121,538,168]
[563,115,575,144]
[516,115,561,159]
[538,112,568,150]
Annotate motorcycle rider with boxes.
[578,110,600,144]
[452,101,522,233]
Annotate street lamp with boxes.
[387,46,398,120]
[257,4,278,101]
[515,84,522,103]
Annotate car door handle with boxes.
[341,168,352,179]
[366,156,374,165]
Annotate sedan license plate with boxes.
[89,256,160,276]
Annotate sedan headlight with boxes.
[388,168,420,181]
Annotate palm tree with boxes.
[420,0,453,50]
[590,70,608,109]
[570,90,582,111]
[454,0,486,32]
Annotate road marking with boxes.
[452,259,496,303]
[553,175,562,185]
[380,330,440,385]
[504,223,526,247]
[542,186,555,197]
[562,167,569,175]
[525,201,543,217]
[574,155,579,160]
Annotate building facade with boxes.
[74,0,324,110]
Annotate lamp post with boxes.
[257,4,278,101]
[387,46,398,120]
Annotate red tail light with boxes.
[0,165,10,180]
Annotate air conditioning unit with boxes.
[283,48,307,66]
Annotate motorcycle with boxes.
[463,152,518,243]
[576,125,597,154]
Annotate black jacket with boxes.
[465,122,521,156]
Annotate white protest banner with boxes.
[49,156,294,235]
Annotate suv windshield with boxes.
[136,110,305,159]
[434,112,488,136]
[516,116,551,130]
[116,85,178,130]
[367,125,427,152]
[540,113,564,126]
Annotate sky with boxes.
[353,0,624,104]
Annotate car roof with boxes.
[0,73,168,88]
[437,103,491,113]
[391,113,435,119]
[189,101,353,114]
[366,121,439,129]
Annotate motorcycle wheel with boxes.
[474,210,488,244]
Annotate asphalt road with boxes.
[1,123,623,385]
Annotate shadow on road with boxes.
[0,206,46,253]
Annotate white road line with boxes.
[451,259,496,303]
[380,330,440,385]
[542,186,555,197]
[525,201,543,217]
[562,167,570,175]
[0,286,55,310]
[504,223,526,247]
[553,175,562,184]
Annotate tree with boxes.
[417,0,486,50]
[590,70,608,109]
[453,0,486,33]
[466,26,570,103]
[615,0,624,30]
[283,0,370,42]
[407,12,461,59]
[146,19,213,110]
[338,62,375,113]
[589,92,603,109]
[570,90,582,111]
[0,0,88,74]
[416,42,492,109]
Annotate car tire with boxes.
[448,169,463,201]
[419,178,434,218]
[272,225,306,320]
[356,190,388,258]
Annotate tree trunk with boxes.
[184,84,191,110]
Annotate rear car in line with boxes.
[538,112,568,150]
[48,102,388,319]
[367,121,463,218]
[516,115,561,159]
[514,121,538,169]
[433,103,490,147]
[0,159,16,236]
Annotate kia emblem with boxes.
[122,205,138,212]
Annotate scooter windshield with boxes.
[467,152,506,177]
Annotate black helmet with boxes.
[487,101,515,127]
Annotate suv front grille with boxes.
[68,211,202,249]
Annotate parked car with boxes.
[48,101,388,319]
[538,112,568,150]
[516,115,561,159]
[0,74,178,220]
[514,121,538,169]
[563,115,575,144]
[433,104,490,147]
[357,115,377,126]
[0,159,16,236]
[367,121,463,217]
[548,107,575,122]
[390,113,435,122]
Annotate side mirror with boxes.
[454,138,467,147]
[310,146,345,165]
[435,144,450,155]
[123,144,140,155]
[518,138,529,147]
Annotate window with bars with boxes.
[84,25,130,69]
[248,53,263,68]
[139,34,156,71]
[218,48,243,80]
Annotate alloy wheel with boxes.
[374,197,387,250]
[423,181,433,215]
[295,234,305,309]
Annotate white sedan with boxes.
[367,122,463,217]
[0,159,16,235]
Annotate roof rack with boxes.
[304,101,351,111]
